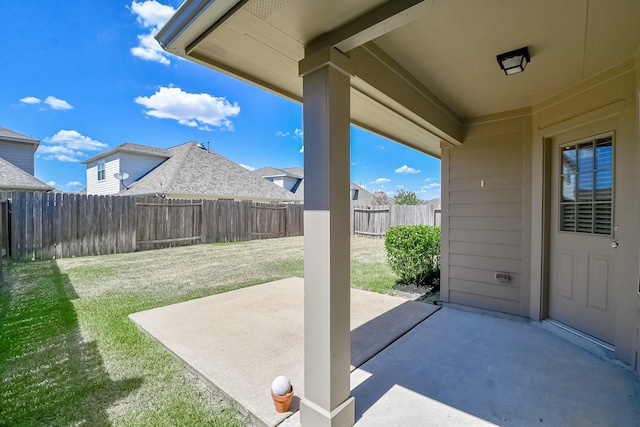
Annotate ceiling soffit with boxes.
[165,0,640,151]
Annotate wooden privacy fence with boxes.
[2,191,438,260]
[352,204,441,238]
[0,198,8,281]
[10,192,137,260]
[4,192,305,261]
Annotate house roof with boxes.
[0,157,53,191]
[82,142,172,164]
[158,1,640,157]
[0,126,39,145]
[252,166,375,204]
[253,166,303,179]
[121,142,298,202]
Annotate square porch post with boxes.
[299,47,355,426]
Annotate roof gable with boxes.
[123,142,298,201]
[254,166,375,203]
[82,142,172,164]
[0,157,53,191]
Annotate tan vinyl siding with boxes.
[0,141,35,175]
[443,116,531,317]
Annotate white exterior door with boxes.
[548,134,617,344]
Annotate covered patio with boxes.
[156,1,640,425]
[130,277,640,426]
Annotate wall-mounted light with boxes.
[496,46,530,75]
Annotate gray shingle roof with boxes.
[0,126,39,144]
[0,157,53,191]
[82,142,171,164]
[122,142,298,201]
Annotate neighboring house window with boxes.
[560,135,613,235]
[97,160,105,181]
[351,189,359,200]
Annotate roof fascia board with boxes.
[156,0,247,54]
[306,0,434,55]
[0,136,39,145]
[82,147,171,165]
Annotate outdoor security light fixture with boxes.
[497,46,530,75]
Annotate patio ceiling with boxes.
[158,0,640,157]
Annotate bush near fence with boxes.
[385,225,441,288]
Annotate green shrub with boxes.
[384,225,441,287]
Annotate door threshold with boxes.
[543,319,614,351]
[539,319,630,369]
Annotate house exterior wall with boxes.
[441,112,532,317]
[86,154,121,195]
[0,140,35,175]
[443,59,640,370]
[119,153,165,189]
[530,60,639,367]
[282,177,299,192]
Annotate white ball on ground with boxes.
[271,375,291,396]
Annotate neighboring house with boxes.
[82,143,172,195]
[0,126,53,192]
[84,141,298,203]
[159,2,640,420]
[252,166,375,204]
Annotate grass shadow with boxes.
[0,260,142,426]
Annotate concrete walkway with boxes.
[130,278,640,427]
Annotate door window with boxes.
[559,135,613,235]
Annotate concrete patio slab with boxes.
[350,308,640,426]
[129,277,438,427]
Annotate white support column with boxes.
[299,47,355,427]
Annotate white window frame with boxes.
[97,160,106,181]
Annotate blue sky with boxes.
[0,0,440,199]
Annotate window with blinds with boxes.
[560,136,613,235]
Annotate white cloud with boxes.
[239,164,255,171]
[40,130,108,162]
[276,131,290,137]
[135,86,240,131]
[299,146,304,153]
[66,181,84,188]
[294,128,303,138]
[44,96,73,110]
[20,96,41,104]
[46,180,56,187]
[130,0,175,28]
[419,184,441,200]
[371,177,390,184]
[43,154,79,163]
[131,33,170,65]
[46,130,107,150]
[395,164,421,174]
[129,1,176,64]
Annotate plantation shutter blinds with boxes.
[560,136,613,235]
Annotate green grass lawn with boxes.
[0,236,399,426]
